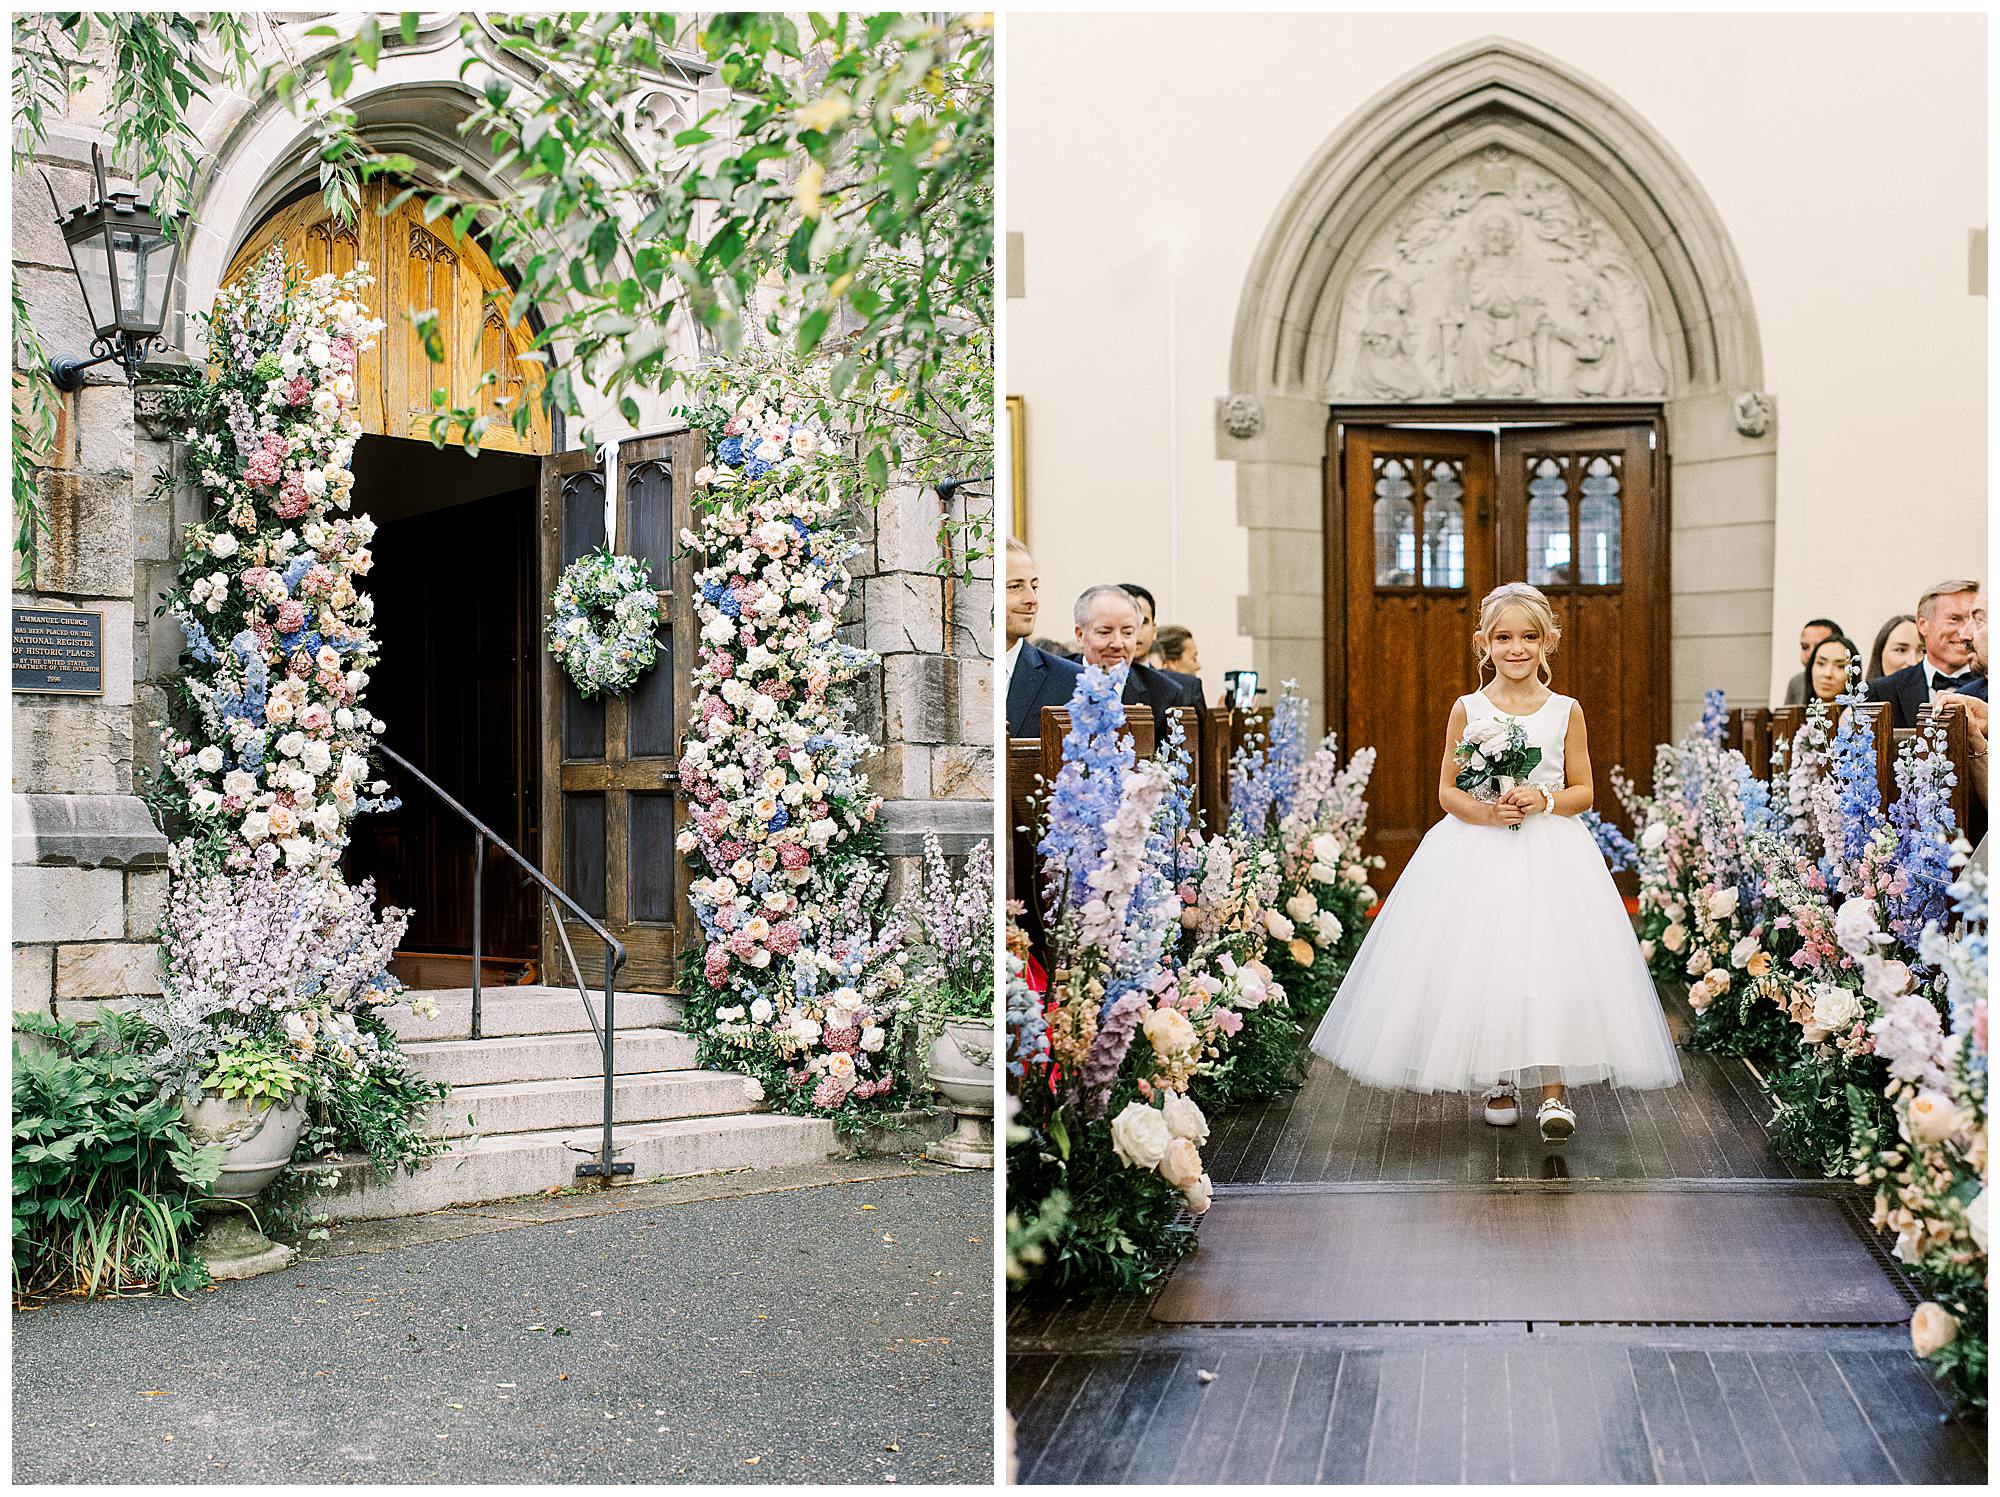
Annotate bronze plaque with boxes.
[12,608,104,696]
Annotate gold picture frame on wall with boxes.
[1006,394,1027,543]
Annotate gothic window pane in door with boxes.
[628,792,676,922]
[564,792,606,918]
[623,459,676,758]
[1577,454,1623,584]
[1525,456,1572,587]
[1373,457,1418,587]
[1421,458,1466,589]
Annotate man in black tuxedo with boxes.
[1072,585,1202,720]
[1004,538,1084,739]
[1121,581,1209,711]
[1865,578,1987,729]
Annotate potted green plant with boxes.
[179,1036,310,1279]
[908,838,996,1168]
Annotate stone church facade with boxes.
[13,18,992,1021]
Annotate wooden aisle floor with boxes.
[1008,992,1990,1484]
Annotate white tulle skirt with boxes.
[1309,808,1683,1093]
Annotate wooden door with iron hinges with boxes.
[538,430,702,992]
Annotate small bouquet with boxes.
[1454,716,1542,831]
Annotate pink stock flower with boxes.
[767,920,801,955]
[812,1074,851,1109]
[276,601,307,634]
[275,477,310,520]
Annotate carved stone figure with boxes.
[1220,394,1263,439]
[1329,147,1671,402]
[1351,274,1424,400]
[1733,391,1774,438]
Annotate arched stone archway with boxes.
[168,22,707,440]
[1220,37,1777,739]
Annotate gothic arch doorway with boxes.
[1223,39,1774,892]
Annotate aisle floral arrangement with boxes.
[1006,669,1383,1292]
[16,250,451,1297]
[674,391,918,1127]
[1600,677,1983,1406]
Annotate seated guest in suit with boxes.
[1004,538,1083,739]
[1120,581,1207,710]
[1866,613,1921,683]
[1804,634,1861,708]
[1935,590,1989,842]
[1782,616,1844,705]
[1073,585,1201,723]
[1155,625,1201,678]
[1866,579,1985,729]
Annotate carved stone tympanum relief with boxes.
[1328,146,1671,402]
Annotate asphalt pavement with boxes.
[12,1161,993,1484]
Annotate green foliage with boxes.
[1679,978,1794,1063]
[1762,1045,1896,1178]
[11,1012,224,1302]
[1005,1085,1197,1295]
[1189,998,1304,1112]
[293,1014,448,1180]
[200,1039,309,1109]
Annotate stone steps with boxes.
[400,1029,699,1087]
[381,985,683,1042]
[429,1068,761,1139]
[324,1113,844,1221]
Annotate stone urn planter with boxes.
[921,1016,996,1169]
[180,1094,305,1280]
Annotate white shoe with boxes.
[1482,1085,1518,1127]
[1537,1096,1576,1143]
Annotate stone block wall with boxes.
[842,481,996,899]
[12,122,170,1020]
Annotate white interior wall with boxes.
[1007,12,1986,710]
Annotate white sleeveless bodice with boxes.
[1460,689,1572,792]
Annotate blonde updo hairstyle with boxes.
[1473,582,1561,686]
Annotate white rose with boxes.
[1158,1136,1204,1190]
[1905,1090,1964,1146]
[1810,983,1862,1033]
[1160,1090,1209,1145]
[1730,935,1761,969]
[791,1015,823,1046]
[1965,1187,1987,1253]
[1308,862,1339,886]
[1834,898,1883,957]
[1284,891,1318,923]
[1310,833,1340,865]
[195,745,225,774]
[1705,887,1739,921]
[189,787,223,814]
[313,803,341,837]
[302,742,333,775]
[749,998,774,1025]
[280,836,316,868]
[222,769,258,800]
[1662,922,1687,953]
[860,1026,886,1053]
[240,810,270,844]
[1262,909,1295,941]
[1686,947,1713,978]
[208,532,238,558]
[1182,1173,1214,1214]
[1313,911,1343,946]
[1638,939,1656,962]
[1108,1102,1172,1170]
[1640,821,1670,853]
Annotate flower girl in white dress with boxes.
[1309,582,1682,1142]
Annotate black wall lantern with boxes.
[44,143,185,391]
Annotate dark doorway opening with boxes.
[345,434,542,987]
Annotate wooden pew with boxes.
[1005,737,1046,950]
[1917,700,1982,845]
[1739,707,1772,779]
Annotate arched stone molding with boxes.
[1221,38,1778,738]
[171,18,709,440]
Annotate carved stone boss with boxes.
[1329,146,1672,403]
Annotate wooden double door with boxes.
[1331,414,1667,892]
[539,431,703,993]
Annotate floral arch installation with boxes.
[222,178,552,456]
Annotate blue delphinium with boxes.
[1005,954,1049,1079]
[1037,663,1135,915]
[283,553,313,591]
[1155,708,1195,868]
[1228,730,1274,839]
[1886,718,1961,951]
[1825,671,1884,886]
[1263,683,1307,822]
[1697,686,1729,744]
[176,612,222,665]
[1581,808,1638,872]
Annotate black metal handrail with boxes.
[374,744,633,1180]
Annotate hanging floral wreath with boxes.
[545,547,665,699]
